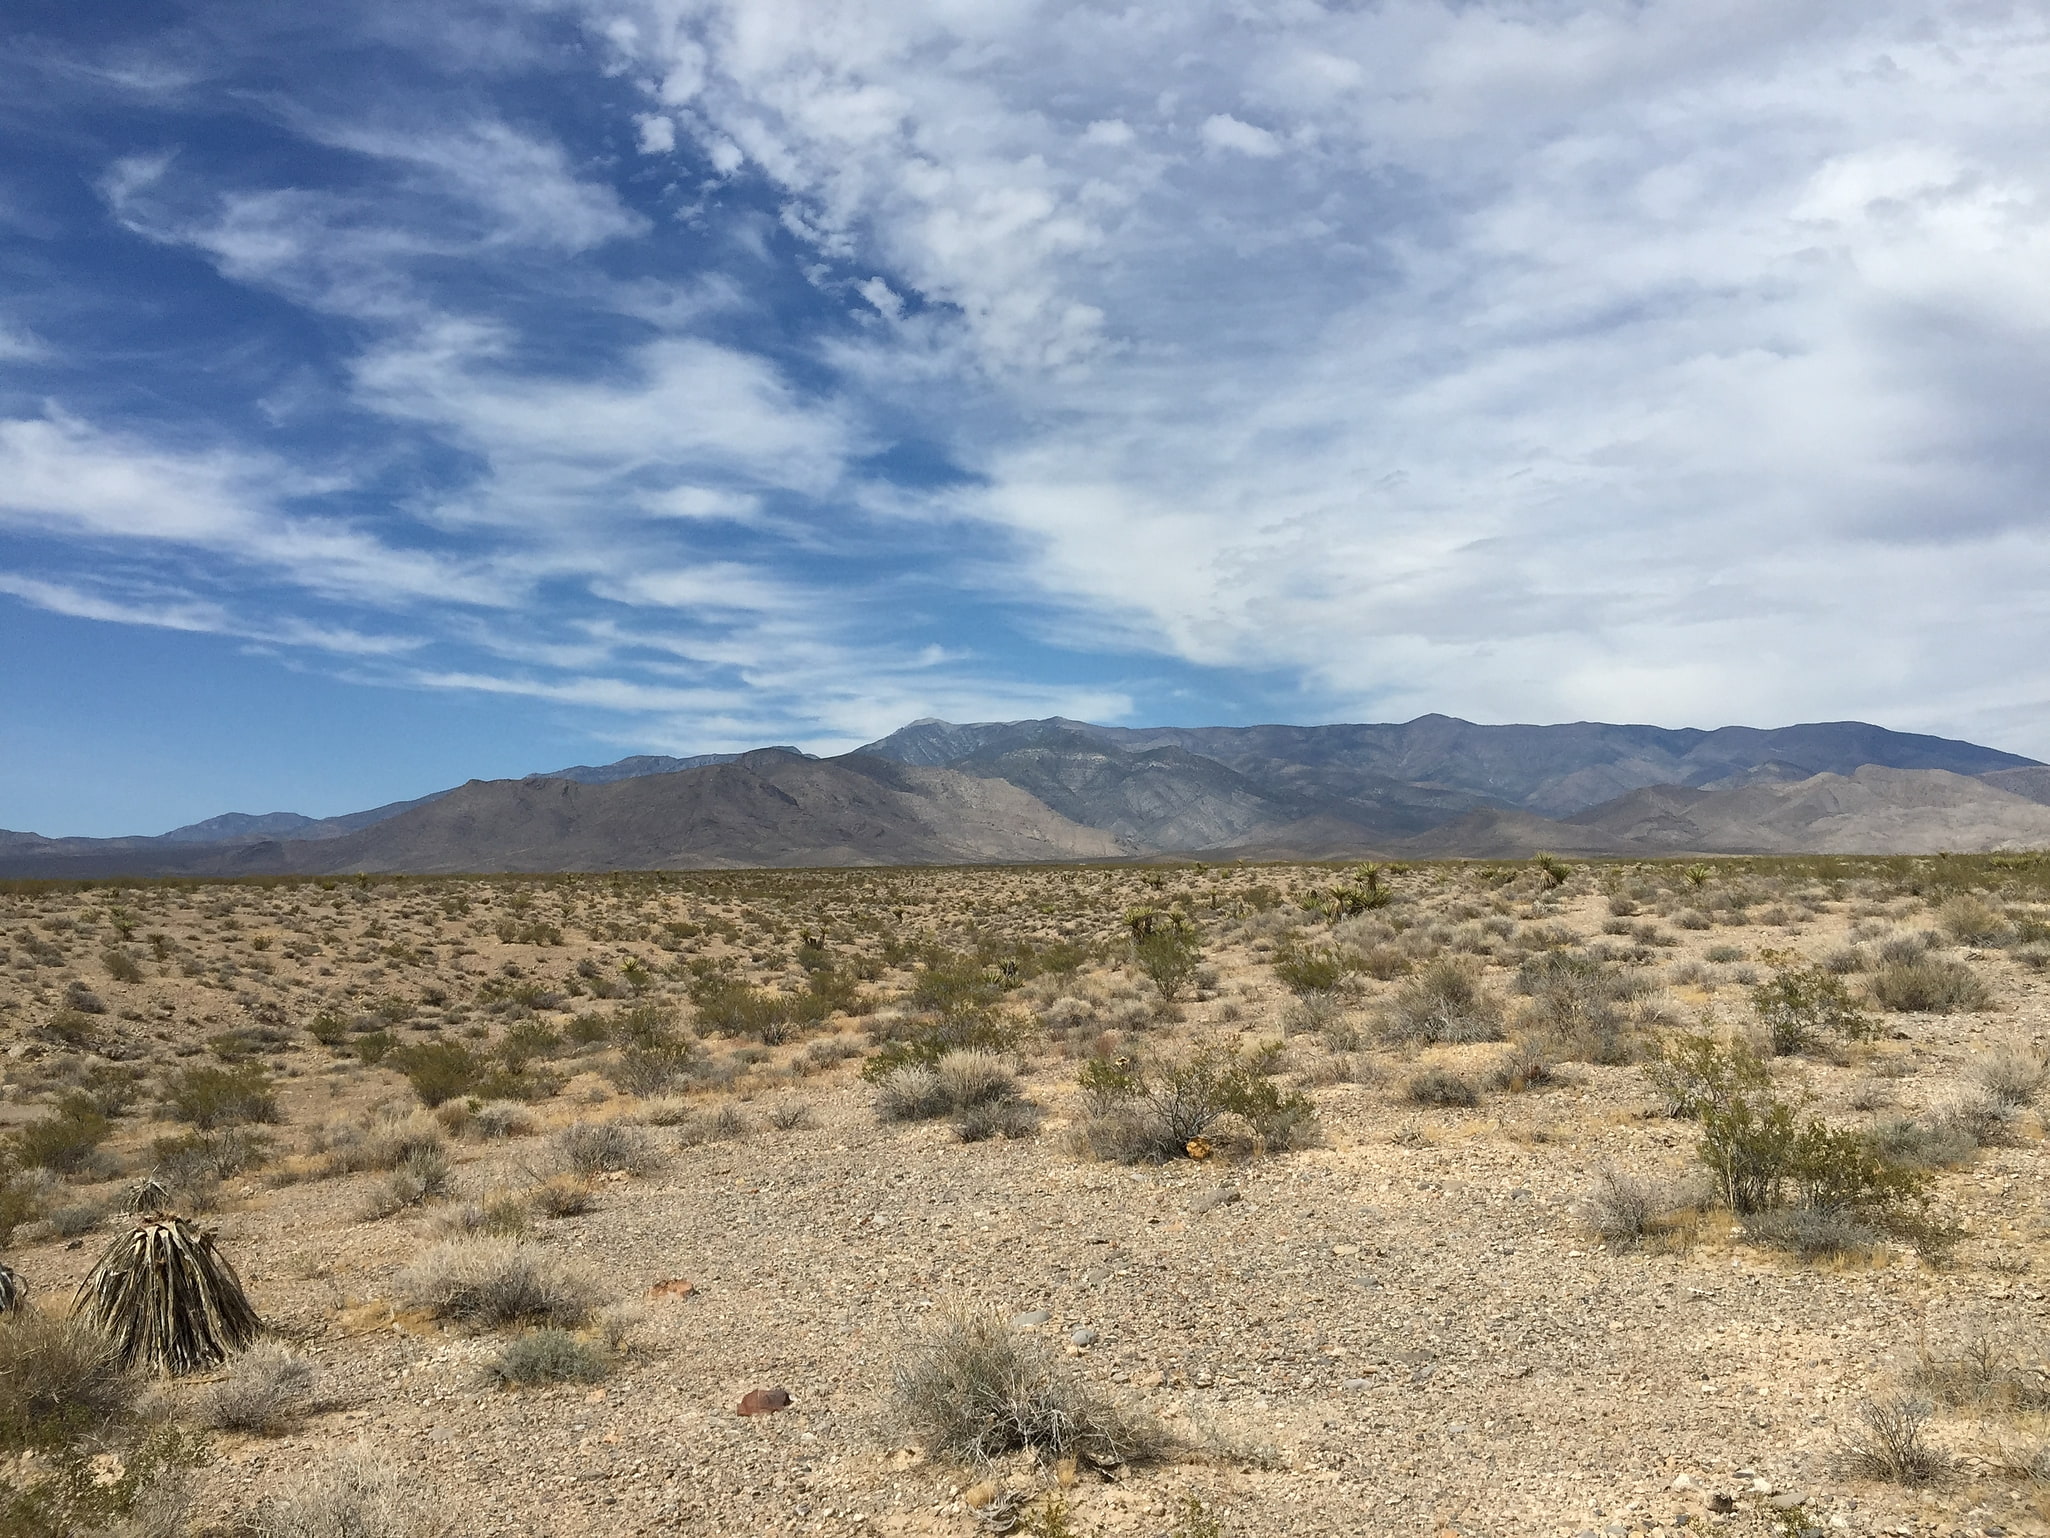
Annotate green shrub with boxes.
[1643,1033,1771,1119]
[100,949,144,984]
[1075,1043,1316,1162]
[1272,942,1354,997]
[7,1095,111,1174]
[164,1063,280,1129]
[1870,958,1991,1014]
[1132,928,1202,1003]
[1749,955,1874,1054]
[688,976,797,1043]
[1513,951,1640,1063]
[389,1042,482,1107]
[862,1012,1016,1083]
[485,1328,610,1387]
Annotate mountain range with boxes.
[3,715,2047,877]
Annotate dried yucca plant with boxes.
[0,1261,23,1313]
[73,1215,261,1374]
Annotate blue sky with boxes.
[4,1,2049,835]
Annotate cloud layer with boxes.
[5,0,2050,790]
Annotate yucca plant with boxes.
[73,1216,261,1373]
[0,1261,22,1313]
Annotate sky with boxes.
[4,1,2049,836]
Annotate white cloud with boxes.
[635,113,677,154]
[1199,114,1281,158]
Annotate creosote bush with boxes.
[1075,1042,1316,1161]
[164,1062,280,1129]
[395,1237,602,1329]
[6,1093,111,1174]
[1749,954,1874,1055]
[890,1311,1168,1470]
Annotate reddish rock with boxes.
[647,1278,696,1301]
[737,1387,792,1416]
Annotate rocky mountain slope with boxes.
[4,715,2044,875]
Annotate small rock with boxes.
[1768,1492,1807,1511]
[737,1387,792,1416]
[1069,1327,1098,1347]
[1343,1377,1372,1390]
[1672,1474,1696,1491]
[1011,1309,1051,1329]
[647,1278,695,1302]
[1189,1185,1242,1214]
[1708,1493,1736,1515]
[1081,1268,1112,1285]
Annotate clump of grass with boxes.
[1933,894,2006,946]
[251,1444,453,1538]
[311,1108,446,1177]
[765,1101,817,1131]
[357,1146,455,1221]
[1381,957,1503,1044]
[957,1100,1044,1143]
[394,1237,601,1329]
[1401,1068,1479,1108]
[483,1328,610,1388]
[1743,1206,1883,1260]
[199,1339,317,1433]
[526,1174,596,1218]
[1838,1395,1951,1486]
[1487,1040,1561,1092]
[0,1309,136,1451]
[876,1049,1034,1140]
[1972,1040,2050,1109]
[1580,1166,1680,1251]
[422,1192,531,1240]
[547,1119,660,1177]
[889,1311,1169,1470]
[1869,958,1991,1014]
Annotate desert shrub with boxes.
[165,1063,280,1129]
[548,1120,659,1177]
[469,1101,537,1139]
[689,975,797,1043]
[250,1445,452,1538]
[0,1422,205,1538]
[526,1174,595,1218]
[764,1101,817,1132]
[1487,1040,1561,1093]
[875,1066,946,1122]
[957,1100,1044,1143]
[395,1237,601,1329]
[1972,1041,2050,1109]
[151,1127,273,1183]
[0,1176,44,1245]
[1928,1085,2014,1148]
[1643,1033,1772,1119]
[1074,1043,1316,1162]
[935,1051,1021,1112]
[6,1094,111,1174]
[1934,894,2006,946]
[199,1339,316,1433]
[423,1193,531,1240]
[1744,1206,1882,1260]
[1821,946,1870,974]
[1402,1068,1479,1109]
[1382,958,1503,1044]
[101,949,144,984]
[0,1310,137,1451]
[1750,956,1874,1055]
[889,1311,1168,1470]
[62,982,106,1015]
[1272,942,1355,997]
[484,1328,609,1388]
[312,1108,445,1176]
[1870,958,1990,1014]
[1581,1166,1673,1251]
[387,1041,550,1107]
[1513,951,1641,1063]
[1909,1338,2050,1413]
[358,1147,455,1221]
[1878,933,1931,964]
[861,1011,1017,1083]
[1132,927,1202,1003]
[1839,1395,1951,1486]
[1866,1116,1978,1170]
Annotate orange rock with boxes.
[648,1278,696,1301]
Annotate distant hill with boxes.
[1,715,2042,876]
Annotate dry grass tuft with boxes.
[890,1311,1171,1471]
[394,1237,602,1329]
[199,1338,318,1433]
[1838,1394,1951,1485]
[251,1443,453,1538]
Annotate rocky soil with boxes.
[2,858,2047,1538]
